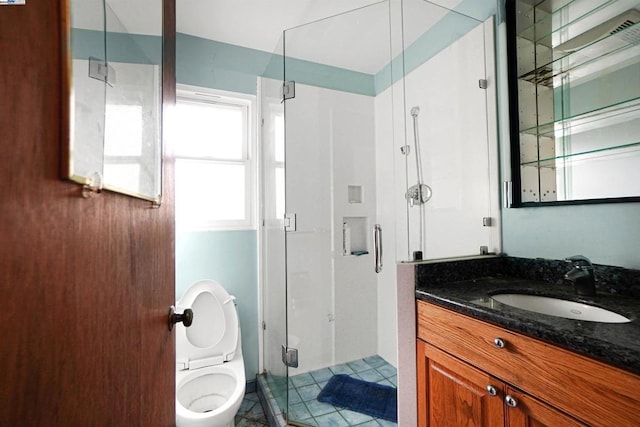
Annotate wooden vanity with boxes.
[416,299,640,426]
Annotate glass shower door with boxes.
[282,2,399,425]
[400,0,500,261]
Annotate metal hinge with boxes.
[478,79,488,89]
[482,217,493,227]
[282,81,295,101]
[284,213,297,232]
[89,56,116,86]
[282,345,299,368]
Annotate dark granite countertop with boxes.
[416,276,640,376]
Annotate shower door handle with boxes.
[373,224,383,273]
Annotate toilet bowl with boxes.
[175,279,246,427]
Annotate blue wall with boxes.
[502,204,640,269]
[175,230,260,380]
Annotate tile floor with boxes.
[263,354,398,427]
[235,391,269,427]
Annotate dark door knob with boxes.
[168,306,193,331]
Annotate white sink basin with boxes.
[491,294,631,323]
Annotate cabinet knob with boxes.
[493,337,506,349]
[505,395,518,408]
[486,385,498,396]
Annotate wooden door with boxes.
[417,340,504,427]
[0,1,176,425]
[505,387,586,427]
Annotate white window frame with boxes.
[175,84,257,231]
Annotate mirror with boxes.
[63,0,163,203]
[507,0,640,205]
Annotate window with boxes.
[174,88,256,230]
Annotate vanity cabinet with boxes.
[416,300,640,426]
[418,341,582,426]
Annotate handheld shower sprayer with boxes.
[406,106,431,207]
[406,105,431,258]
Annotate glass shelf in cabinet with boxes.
[517,19,640,82]
[517,0,618,46]
[520,140,640,168]
[519,96,640,137]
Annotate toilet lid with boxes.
[176,279,239,369]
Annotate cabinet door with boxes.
[505,387,586,427]
[418,340,504,427]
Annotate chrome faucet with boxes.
[564,255,596,296]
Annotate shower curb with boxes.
[257,374,288,427]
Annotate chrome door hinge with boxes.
[284,213,296,232]
[478,79,488,89]
[482,217,493,227]
[89,56,116,86]
[282,81,295,101]
[282,345,299,368]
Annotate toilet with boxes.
[175,279,246,427]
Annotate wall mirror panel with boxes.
[64,0,163,202]
[507,0,640,206]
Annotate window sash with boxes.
[174,97,249,162]
[174,88,256,231]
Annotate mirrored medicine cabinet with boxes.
[62,0,165,203]
[507,0,640,206]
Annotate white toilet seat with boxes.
[176,279,239,370]
[175,279,245,427]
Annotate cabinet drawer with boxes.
[417,300,640,426]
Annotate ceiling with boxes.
[175,0,464,74]
[76,0,465,74]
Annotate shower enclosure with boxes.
[260,1,500,425]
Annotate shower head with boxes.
[410,106,420,117]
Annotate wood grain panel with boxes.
[0,1,176,425]
[418,340,504,427]
[505,386,585,427]
[418,300,640,427]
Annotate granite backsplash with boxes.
[414,255,640,297]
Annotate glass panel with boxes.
[69,0,107,181]
[103,62,161,196]
[259,76,288,416]
[283,2,399,425]
[66,0,162,202]
[401,0,495,260]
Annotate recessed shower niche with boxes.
[342,216,368,256]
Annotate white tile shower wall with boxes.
[401,20,500,259]
[331,91,378,366]
[285,83,378,374]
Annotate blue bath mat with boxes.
[317,374,397,422]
